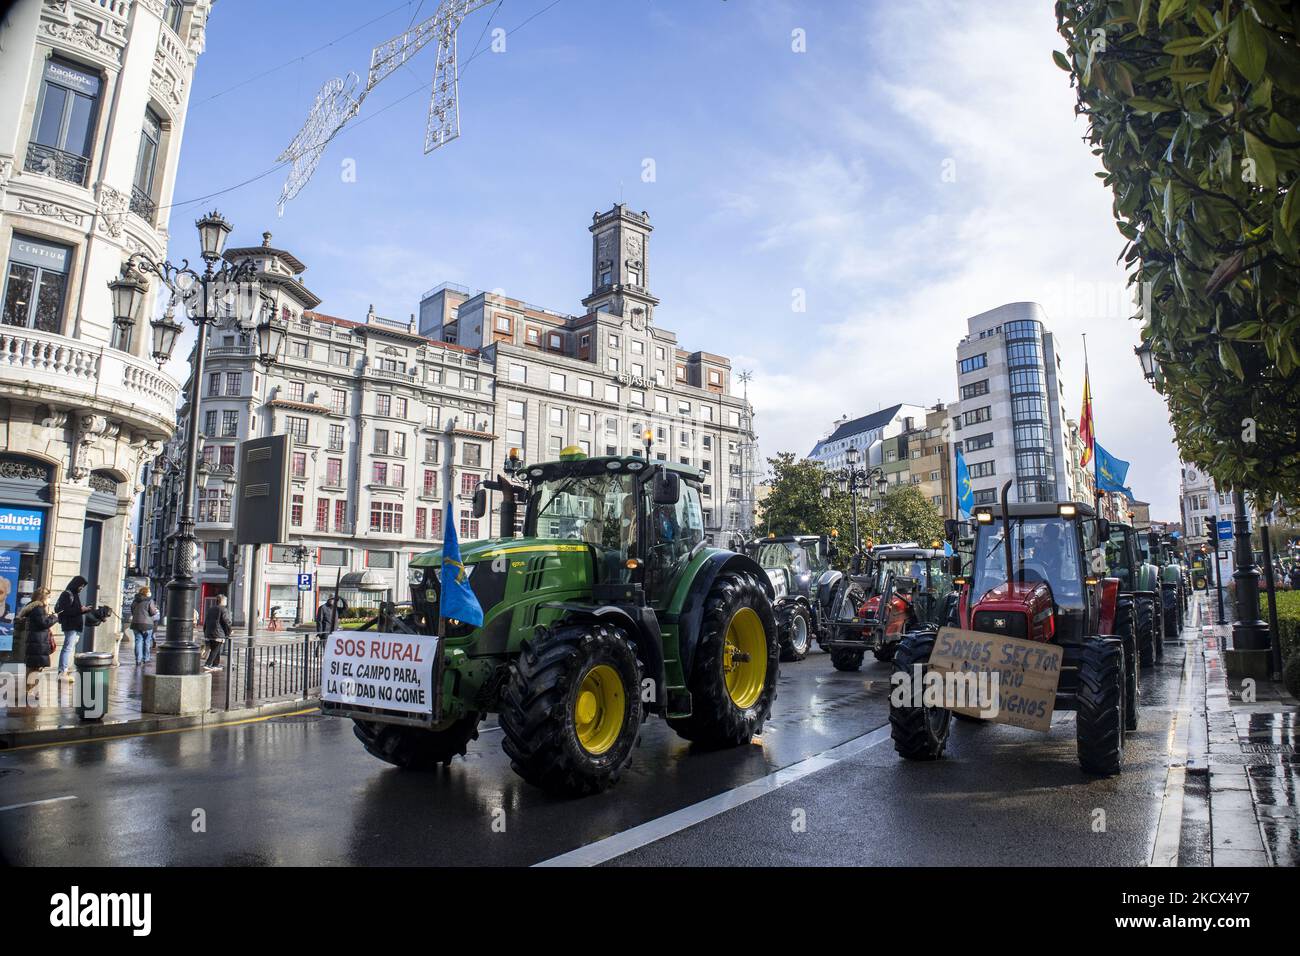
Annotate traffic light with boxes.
[1205,515,1219,547]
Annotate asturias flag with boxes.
[955,448,974,518]
[1094,443,1135,501]
[438,502,483,627]
[1079,364,1095,469]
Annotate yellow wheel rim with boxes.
[574,664,626,755]
[722,606,767,710]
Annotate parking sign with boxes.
[298,573,313,592]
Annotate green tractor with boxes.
[1106,523,1163,667]
[327,446,780,797]
[1146,531,1188,639]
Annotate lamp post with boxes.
[825,446,889,571]
[288,544,313,626]
[1230,490,1270,651]
[110,211,286,677]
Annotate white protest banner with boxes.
[321,631,439,715]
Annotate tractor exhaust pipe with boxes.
[1000,479,1015,585]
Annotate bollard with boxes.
[74,651,113,721]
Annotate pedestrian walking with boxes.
[18,588,56,703]
[203,594,232,671]
[129,587,159,666]
[53,575,92,680]
[314,595,344,642]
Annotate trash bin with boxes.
[74,651,113,721]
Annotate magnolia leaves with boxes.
[1226,6,1268,84]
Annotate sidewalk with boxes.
[0,632,320,749]
[1196,595,1299,866]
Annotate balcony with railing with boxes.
[129,185,156,224]
[24,142,89,186]
[0,325,180,437]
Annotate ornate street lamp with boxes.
[1134,338,1159,384]
[827,447,888,571]
[114,210,278,678]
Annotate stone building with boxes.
[0,0,211,641]
[419,203,757,545]
[138,233,497,626]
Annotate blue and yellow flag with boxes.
[439,503,483,627]
[955,448,974,518]
[1094,443,1134,501]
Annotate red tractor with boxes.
[889,481,1138,776]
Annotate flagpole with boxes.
[1082,332,1101,516]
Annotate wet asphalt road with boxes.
[0,628,1196,866]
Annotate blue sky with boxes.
[167,0,1182,517]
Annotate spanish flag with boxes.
[1079,364,1094,469]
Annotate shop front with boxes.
[0,456,54,650]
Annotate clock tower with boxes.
[581,203,660,328]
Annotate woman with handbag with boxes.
[19,588,57,704]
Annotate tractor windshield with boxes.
[875,556,952,626]
[753,542,808,575]
[1106,529,1134,586]
[530,472,638,553]
[971,517,1086,610]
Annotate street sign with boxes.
[1217,519,1233,540]
[297,573,313,592]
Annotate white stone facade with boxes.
[0,0,210,643]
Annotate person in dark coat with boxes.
[203,595,232,670]
[19,588,57,703]
[129,587,159,666]
[53,576,92,679]
[314,596,343,641]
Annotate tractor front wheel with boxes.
[1136,595,1158,667]
[352,713,481,770]
[499,623,642,796]
[889,631,950,760]
[831,647,865,671]
[778,602,813,662]
[1076,637,1125,776]
[667,571,779,748]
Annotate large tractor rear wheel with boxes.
[889,631,950,760]
[778,602,813,662]
[667,571,778,748]
[352,713,481,770]
[499,623,642,796]
[1076,637,1125,776]
[1136,595,1158,666]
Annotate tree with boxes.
[757,454,945,554]
[1056,0,1300,501]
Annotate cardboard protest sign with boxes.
[927,627,1063,732]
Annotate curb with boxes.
[0,697,321,750]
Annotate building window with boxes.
[430,509,443,538]
[727,411,741,427]
[507,428,525,447]
[290,340,308,359]
[372,462,388,485]
[392,432,406,457]
[968,460,996,479]
[959,353,988,374]
[460,472,480,496]
[374,429,389,455]
[549,372,566,391]
[219,445,235,468]
[577,412,592,431]
[549,407,565,427]
[494,314,512,333]
[332,348,350,366]
[963,407,991,426]
[291,451,307,478]
[424,438,439,463]
[286,416,306,443]
[2,235,71,333]
[328,424,345,451]
[675,364,687,381]
[965,432,995,452]
[131,108,162,221]
[423,470,437,497]
[221,410,240,437]
[369,501,403,534]
[164,0,183,31]
[377,394,392,416]
[460,511,480,540]
[26,59,100,186]
[415,507,427,539]
[507,400,525,418]
[331,389,347,414]
[527,327,541,346]
[289,381,305,402]
[604,384,620,404]
[961,379,989,400]
[208,372,221,396]
[509,363,526,383]
[548,332,562,350]
[463,443,481,466]
[607,357,620,373]
[578,379,593,398]
[334,500,347,532]
[316,499,329,532]
[325,457,342,486]
[225,372,241,396]
[291,493,304,527]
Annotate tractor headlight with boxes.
[408,567,426,587]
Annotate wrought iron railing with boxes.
[24,142,89,186]
[129,184,156,223]
[222,633,323,710]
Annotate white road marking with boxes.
[533,725,892,867]
[0,795,77,813]
[1150,604,1200,867]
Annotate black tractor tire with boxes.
[889,631,950,760]
[830,647,865,671]
[1118,630,1139,733]
[352,713,481,770]
[1135,595,1158,666]
[777,602,813,663]
[1076,637,1125,776]
[872,641,896,663]
[499,623,642,796]
[667,572,779,748]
